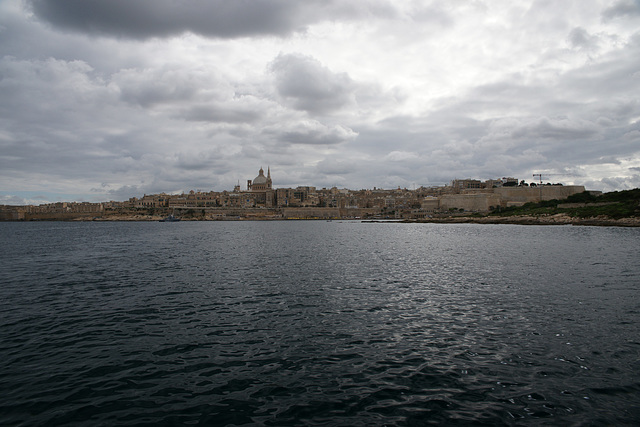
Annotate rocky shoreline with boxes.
[6,212,639,227]
[405,213,640,227]
[95,214,640,227]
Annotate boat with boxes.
[159,214,181,222]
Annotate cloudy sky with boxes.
[1,0,639,204]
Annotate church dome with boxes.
[253,168,267,184]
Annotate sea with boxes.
[1,221,639,426]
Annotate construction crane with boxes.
[532,173,571,201]
[533,173,543,185]
[532,173,544,202]
[532,173,571,186]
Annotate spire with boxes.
[267,167,271,179]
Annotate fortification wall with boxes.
[439,193,502,212]
[195,208,280,218]
[24,212,97,221]
[420,198,440,212]
[339,208,380,218]
[282,207,341,219]
[494,186,585,204]
[0,209,25,220]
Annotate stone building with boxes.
[247,167,274,207]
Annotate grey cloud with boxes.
[3,0,639,200]
[264,120,358,145]
[602,0,640,20]
[623,130,640,141]
[175,150,238,173]
[180,93,277,125]
[355,56,639,185]
[99,185,142,201]
[111,67,274,124]
[269,53,356,114]
[113,68,221,107]
[184,104,263,124]
[314,154,447,189]
[0,6,155,75]
[0,57,119,173]
[26,0,398,40]
[559,44,640,104]
[586,174,640,192]
[353,111,604,188]
[27,0,307,39]
[510,117,601,140]
[117,77,198,107]
[0,54,238,195]
[568,27,598,50]
[0,194,37,205]
[408,3,454,27]
[316,159,354,176]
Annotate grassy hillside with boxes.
[490,188,640,219]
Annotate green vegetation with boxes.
[490,189,640,219]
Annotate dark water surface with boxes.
[1,221,639,426]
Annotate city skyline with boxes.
[3,165,565,207]
[1,1,639,205]
[2,170,589,221]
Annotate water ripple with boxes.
[0,221,639,425]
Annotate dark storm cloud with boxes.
[27,0,306,39]
[26,0,397,39]
[269,53,356,114]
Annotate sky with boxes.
[1,0,640,205]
